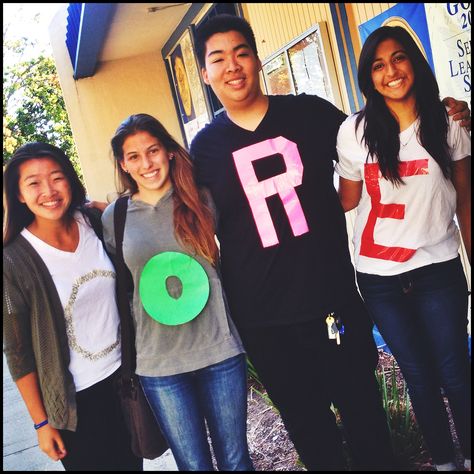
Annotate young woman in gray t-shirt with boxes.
[102,113,253,471]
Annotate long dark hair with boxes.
[356,26,450,185]
[110,114,219,266]
[3,142,86,246]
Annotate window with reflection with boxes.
[262,53,293,95]
[262,26,335,105]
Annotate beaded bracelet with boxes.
[34,419,49,430]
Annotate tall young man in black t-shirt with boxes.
[190,14,469,471]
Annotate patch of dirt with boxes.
[246,379,305,471]
[245,350,465,471]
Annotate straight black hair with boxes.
[195,13,258,69]
[3,142,86,246]
[356,26,450,185]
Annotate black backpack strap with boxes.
[113,196,137,382]
[79,206,104,241]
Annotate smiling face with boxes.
[17,157,72,224]
[201,30,264,111]
[371,38,415,107]
[120,130,173,202]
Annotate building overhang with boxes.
[67,3,116,79]
[65,3,205,80]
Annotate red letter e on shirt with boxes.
[361,159,429,262]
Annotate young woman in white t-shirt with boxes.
[3,142,142,471]
[336,26,471,471]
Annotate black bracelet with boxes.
[34,419,48,430]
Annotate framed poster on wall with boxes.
[168,28,210,146]
[359,3,471,107]
[170,43,196,124]
[358,4,435,73]
[425,3,471,104]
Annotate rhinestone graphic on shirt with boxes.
[64,269,120,360]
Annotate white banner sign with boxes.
[425,3,471,104]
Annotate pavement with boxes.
[3,354,178,471]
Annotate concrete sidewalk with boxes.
[3,355,177,471]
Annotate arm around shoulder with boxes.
[338,177,363,212]
[335,115,364,211]
[100,200,118,255]
[442,96,471,131]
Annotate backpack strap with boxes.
[113,196,137,382]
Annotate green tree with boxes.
[3,18,83,181]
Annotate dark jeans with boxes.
[357,256,471,465]
[239,293,395,471]
[59,369,143,471]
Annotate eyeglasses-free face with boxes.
[201,30,263,111]
[17,157,72,224]
[371,38,415,107]
[120,130,173,203]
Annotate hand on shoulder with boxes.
[442,97,471,132]
[84,200,109,212]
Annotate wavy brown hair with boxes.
[111,114,219,266]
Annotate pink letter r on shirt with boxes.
[233,136,309,247]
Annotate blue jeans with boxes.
[357,256,471,464]
[139,354,253,471]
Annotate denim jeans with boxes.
[139,354,253,471]
[357,256,471,464]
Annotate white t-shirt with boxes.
[21,212,121,391]
[335,111,470,276]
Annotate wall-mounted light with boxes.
[147,3,189,13]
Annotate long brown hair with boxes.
[110,114,219,266]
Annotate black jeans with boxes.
[239,293,396,471]
[59,369,143,471]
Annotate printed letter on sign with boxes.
[361,159,429,262]
[233,136,309,247]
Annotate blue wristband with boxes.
[34,419,48,430]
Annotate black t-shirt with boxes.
[190,94,357,329]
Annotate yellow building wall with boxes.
[49,6,183,202]
[350,3,397,26]
[347,3,397,55]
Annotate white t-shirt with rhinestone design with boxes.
[22,212,121,391]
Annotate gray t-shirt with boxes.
[102,188,244,376]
